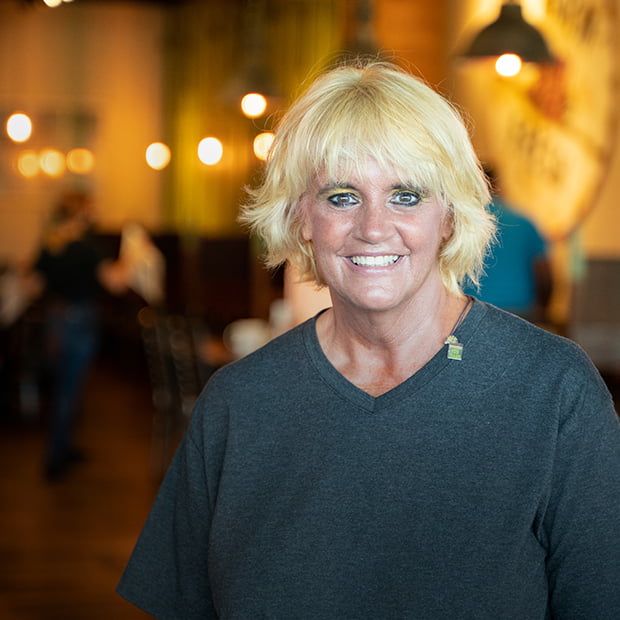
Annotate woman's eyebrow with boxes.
[392,183,431,196]
[391,181,426,189]
[317,182,359,195]
[320,182,356,190]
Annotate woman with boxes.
[118,61,620,618]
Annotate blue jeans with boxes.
[46,302,99,466]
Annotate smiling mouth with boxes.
[349,255,400,267]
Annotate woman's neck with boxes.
[315,291,469,396]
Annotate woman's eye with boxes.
[327,192,359,207]
[391,190,422,207]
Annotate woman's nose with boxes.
[354,204,391,243]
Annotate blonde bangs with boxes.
[279,80,446,199]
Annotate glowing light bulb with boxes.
[495,53,522,77]
[66,148,95,174]
[253,132,274,161]
[17,150,39,178]
[241,93,267,119]
[198,137,223,166]
[145,142,171,170]
[39,148,65,177]
[6,113,33,143]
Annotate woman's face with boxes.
[300,158,453,315]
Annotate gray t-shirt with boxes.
[118,301,620,619]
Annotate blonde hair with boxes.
[240,60,495,295]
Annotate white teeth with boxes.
[349,255,399,267]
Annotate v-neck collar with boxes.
[302,300,486,413]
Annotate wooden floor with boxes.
[0,359,160,619]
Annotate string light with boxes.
[66,148,95,174]
[39,148,65,177]
[17,150,39,178]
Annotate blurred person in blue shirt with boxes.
[465,167,553,323]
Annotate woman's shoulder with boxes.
[209,317,312,384]
[475,301,605,384]
[189,317,317,433]
[478,301,579,348]
[465,302,615,429]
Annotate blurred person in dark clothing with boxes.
[33,192,128,481]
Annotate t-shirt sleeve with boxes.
[542,361,620,618]
[117,387,222,619]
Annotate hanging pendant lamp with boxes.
[462,1,554,63]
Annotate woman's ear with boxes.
[299,202,312,242]
[441,207,455,241]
